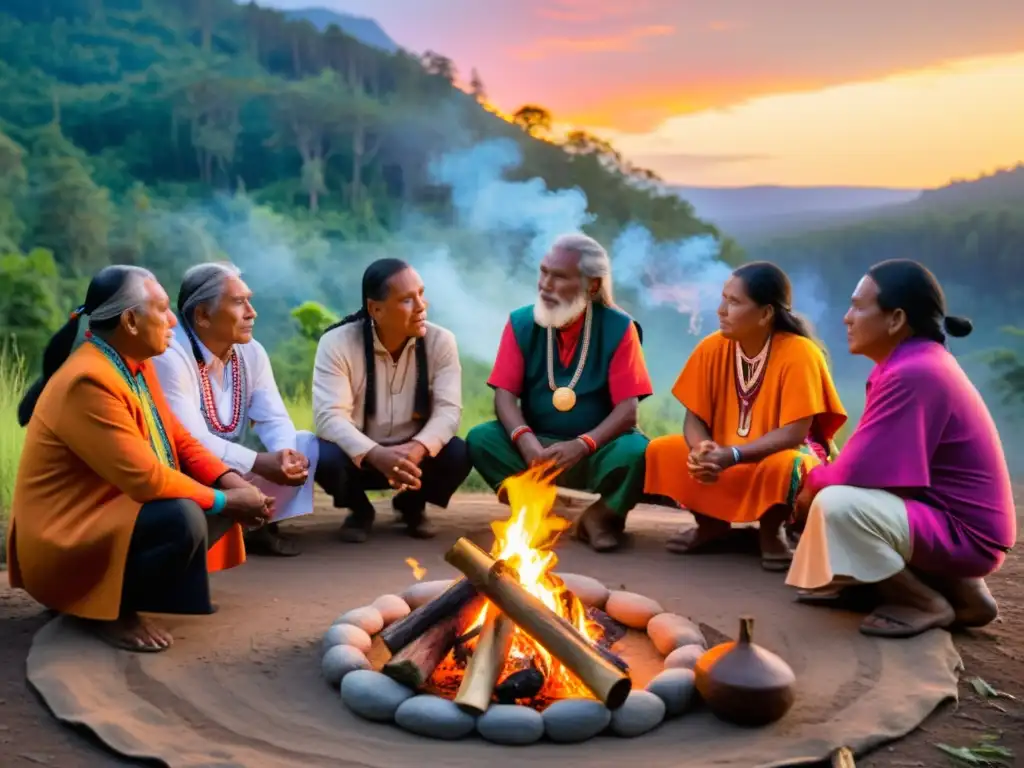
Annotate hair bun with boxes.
[943,315,973,338]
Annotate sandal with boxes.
[859,604,955,639]
[760,553,793,572]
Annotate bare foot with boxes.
[859,602,956,638]
[666,515,730,554]
[860,568,956,638]
[938,577,999,628]
[574,502,623,553]
[758,504,793,571]
[87,614,173,652]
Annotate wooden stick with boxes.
[444,537,632,710]
[367,578,479,670]
[831,747,855,768]
[454,608,514,715]
[381,596,484,689]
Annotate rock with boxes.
[542,699,611,743]
[476,704,545,746]
[400,580,454,610]
[645,668,697,718]
[322,623,372,654]
[664,644,705,671]
[604,591,664,630]
[554,572,610,609]
[340,670,414,722]
[394,695,477,740]
[646,613,706,656]
[371,594,411,626]
[610,690,667,737]
[322,645,370,687]
[334,606,384,636]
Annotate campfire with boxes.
[365,466,632,713]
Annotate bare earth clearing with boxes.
[2,489,1021,768]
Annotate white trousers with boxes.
[786,485,912,591]
[246,431,320,523]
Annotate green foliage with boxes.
[984,326,1024,410]
[291,300,339,342]
[0,342,28,562]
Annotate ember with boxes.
[405,465,625,714]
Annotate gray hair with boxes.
[178,261,242,326]
[88,265,156,323]
[551,233,614,306]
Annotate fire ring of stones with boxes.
[321,575,706,745]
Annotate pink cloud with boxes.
[511,24,675,60]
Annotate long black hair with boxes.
[322,258,430,421]
[17,265,153,426]
[867,259,973,343]
[732,261,820,344]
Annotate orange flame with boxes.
[405,557,427,581]
[471,464,604,700]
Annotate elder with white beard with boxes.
[467,234,654,552]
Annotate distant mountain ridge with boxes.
[281,7,399,53]
[676,166,1024,243]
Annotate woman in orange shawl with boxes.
[645,262,847,570]
[8,266,270,652]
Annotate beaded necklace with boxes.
[197,347,249,440]
[89,335,176,468]
[733,336,771,438]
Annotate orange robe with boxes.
[645,331,847,524]
[6,342,246,620]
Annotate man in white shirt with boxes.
[313,257,471,543]
[153,263,318,557]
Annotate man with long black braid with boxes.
[312,258,471,542]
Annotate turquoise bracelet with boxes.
[209,489,227,516]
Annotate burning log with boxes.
[381,594,485,689]
[453,608,514,715]
[495,667,544,704]
[444,537,632,710]
[367,578,479,670]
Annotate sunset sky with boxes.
[267,0,1024,188]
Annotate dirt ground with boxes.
[1,490,1021,768]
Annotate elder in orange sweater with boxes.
[9,266,270,653]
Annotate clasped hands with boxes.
[366,442,428,492]
[687,440,738,484]
[519,435,590,474]
[254,448,310,487]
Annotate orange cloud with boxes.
[511,24,675,61]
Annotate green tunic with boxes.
[467,303,649,518]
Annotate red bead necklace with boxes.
[198,349,244,434]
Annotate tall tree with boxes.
[512,104,552,137]
[469,68,486,103]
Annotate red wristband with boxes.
[511,425,533,443]
[579,434,597,454]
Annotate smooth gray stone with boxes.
[400,580,454,610]
[646,613,706,656]
[340,670,414,722]
[371,594,411,626]
[645,668,697,717]
[554,572,610,609]
[476,704,545,746]
[321,645,370,687]
[542,699,611,743]
[604,591,665,630]
[394,695,477,740]
[334,606,385,636]
[322,622,372,654]
[664,644,705,671]
[610,690,667,737]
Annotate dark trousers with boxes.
[121,499,231,616]
[314,437,472,525]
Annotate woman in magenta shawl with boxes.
[786,259,1016,639]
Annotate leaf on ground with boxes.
[934,740,1014,766]
[969,676,1018,701]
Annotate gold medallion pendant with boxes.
[552,386,577,412]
